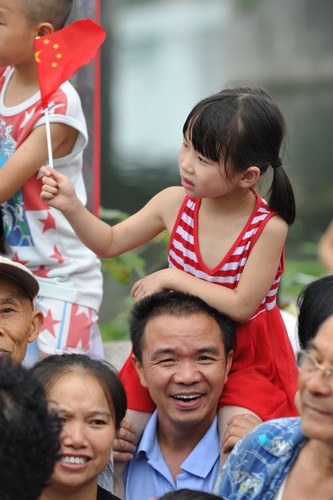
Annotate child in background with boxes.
[0,0,104,359]
[41,86,299,453]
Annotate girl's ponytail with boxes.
[267,162,296,225]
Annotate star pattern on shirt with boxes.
[66,304,93,350]
[38,211,56,233]
[42,309,61,338]
[21,108,37,129]
[50,245,65,264]
[12,251,29,267]
[34,265,51,278]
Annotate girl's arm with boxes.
[132,215,288,323]
[41,168,183,258]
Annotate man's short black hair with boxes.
[0,357,61,500]
[130,291,234,361]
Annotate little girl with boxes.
[41,86,299,452]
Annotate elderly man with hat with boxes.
[0,256,43,363]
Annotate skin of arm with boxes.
[41,169,182,257]
[131,215,288,323]
[318,219,333,273]
[0,123,77,203]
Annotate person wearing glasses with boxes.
[214,274,333,499]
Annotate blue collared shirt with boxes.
[124,411,220,500]
[214,417,306,499]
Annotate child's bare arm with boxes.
[41,172,183,258]
[131,216,288,322]
[0,123,77,203]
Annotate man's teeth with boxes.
[173,394,201,401]
[61,456,88,464]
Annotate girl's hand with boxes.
[131,269,173,301]
[222,413,262,453]
[40,166,78,214]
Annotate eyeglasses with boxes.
[297,350,333,385]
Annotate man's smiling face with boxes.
[133,311,232,436]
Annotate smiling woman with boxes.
[31,353,127,500]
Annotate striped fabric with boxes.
[168,190,283,320]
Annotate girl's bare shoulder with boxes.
[260,214,288,246]
[155,185,185,201]
[153,186,186,228]
[152,186,185,210]
[266,213,288,235]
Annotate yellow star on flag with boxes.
[34,18,106,108]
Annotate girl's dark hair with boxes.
[297,275,333,350]
[32,354,127,429]
[183,86,295,225]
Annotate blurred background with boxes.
[75,0,333,336]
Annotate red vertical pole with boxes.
[93,0,101,216]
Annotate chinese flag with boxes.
[34,19,106,108]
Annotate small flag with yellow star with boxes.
[34,19,106,109]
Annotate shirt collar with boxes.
[135,411,220,478]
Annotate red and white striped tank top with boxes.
[168,190,284,319]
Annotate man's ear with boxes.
[131,354,148,388]
[223,350,234,385]
[27,308,44,344]
[239,166,261,188]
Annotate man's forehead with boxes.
[144,316,225,351]
[146,312,223,335]
[0,276,32,302]
[312,315,333,351]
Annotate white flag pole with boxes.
[44,106,54,169]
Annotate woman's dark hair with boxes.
[183,86,295,225]
[0,357,61,500]
[32,353,127,429]
[297,275,333,350]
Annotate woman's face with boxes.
[47,372,115,493]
